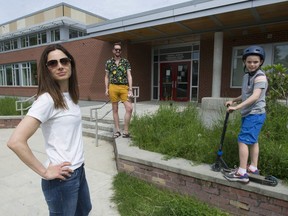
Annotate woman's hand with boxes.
[44,162,74,180]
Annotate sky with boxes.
[0,0,189,24]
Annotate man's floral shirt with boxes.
[105,58,131,84]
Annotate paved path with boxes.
[0,100,219,216]
[0,128,120,216]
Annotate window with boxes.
[0,61,37,86]
[231,43,288,87]
[21,36,29,48]
[51,29,60,42]
[0,65,5,85]
[69,29,86,39]
[273,44,288,68]
[29,34,38,46]
[0,39,18,52]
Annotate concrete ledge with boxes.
[0,116,22,128]
[115,137,288,215]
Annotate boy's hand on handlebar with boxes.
[227,106,237,113]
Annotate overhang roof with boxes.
[87,0,288,45]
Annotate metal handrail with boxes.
[90,100,113,147]
[90,86,139,147]
[15,94,36,118]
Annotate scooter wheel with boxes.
[265,175,278,186]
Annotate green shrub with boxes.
[112,172,229,216]
[130,104,213,163]
[262,63,288,104]
[130,102,288,182]
[0,97,31,115]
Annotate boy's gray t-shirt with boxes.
[241,69,268,117]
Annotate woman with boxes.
[7,44,92,215]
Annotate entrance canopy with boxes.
[87,0,288,45]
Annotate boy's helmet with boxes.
[242,46,265,61]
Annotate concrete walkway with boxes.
[0,128,120,216]
[0,100,162,216]
[0,100,218,216]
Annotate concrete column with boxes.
[212,32,223,97]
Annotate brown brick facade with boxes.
[1,30,288,103]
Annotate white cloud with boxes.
[0,0,189,24]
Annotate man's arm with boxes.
[105,71,109,96]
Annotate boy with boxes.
[224,45,268,183]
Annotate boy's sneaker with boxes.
[224,170,249,183]
[247,168,259,175]
[247,165,260,175]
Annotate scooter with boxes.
[211,110,278,187]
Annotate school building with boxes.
[0,0,287,103]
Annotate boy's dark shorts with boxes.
[238,113,266,145]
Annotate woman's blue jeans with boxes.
[41,164,92,216]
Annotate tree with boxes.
[262,64,288,105]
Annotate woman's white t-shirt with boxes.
[27,92,84,170]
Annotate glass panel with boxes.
[29,34,37,46]
[4,41,10,51]
[191,87,198,101]
[40,32,47,44]
[55,29,60,41]
[160,52,191,61]
[51,29,60,42]
[176,63,189,100]
[231,48,244,87]
[31,62,38,85]
[69,29,78,39]
[0,66,4,85]
[192,51,199,59]
[153,63,158,85]
[192,60,198,86]
[14,64,20,86]
[232,58,243,87]
[193,44,199,51]
[6,65,13,85]
[176,83,187,99]
[12,39,18,49]
[273,44,288,68]
[161,65,173,100]
[160,46,192,54]
[22,66,28,86]
[153,55,158,62]
[21,37,28,48]
[153,87,158,99]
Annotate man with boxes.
[105,42,133,138]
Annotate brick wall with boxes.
[0,117,21,128]
[117,158,288,216]
[115,137,288,216]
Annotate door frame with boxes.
[160,61,191,101]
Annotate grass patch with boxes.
[130,101,288,182]
[112,172,230,216]
[0,97,31,116]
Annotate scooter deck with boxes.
[221,168,278,186]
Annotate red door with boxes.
[160,62,190,101]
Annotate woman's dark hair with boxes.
[37,44,79,109]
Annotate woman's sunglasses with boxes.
[46,57,71,68]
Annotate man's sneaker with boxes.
[224,170,249,183]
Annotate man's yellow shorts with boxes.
[109,84,129,102]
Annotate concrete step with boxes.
[82,116,123,142]
[82,127,114,142]
[82,120,114,132]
